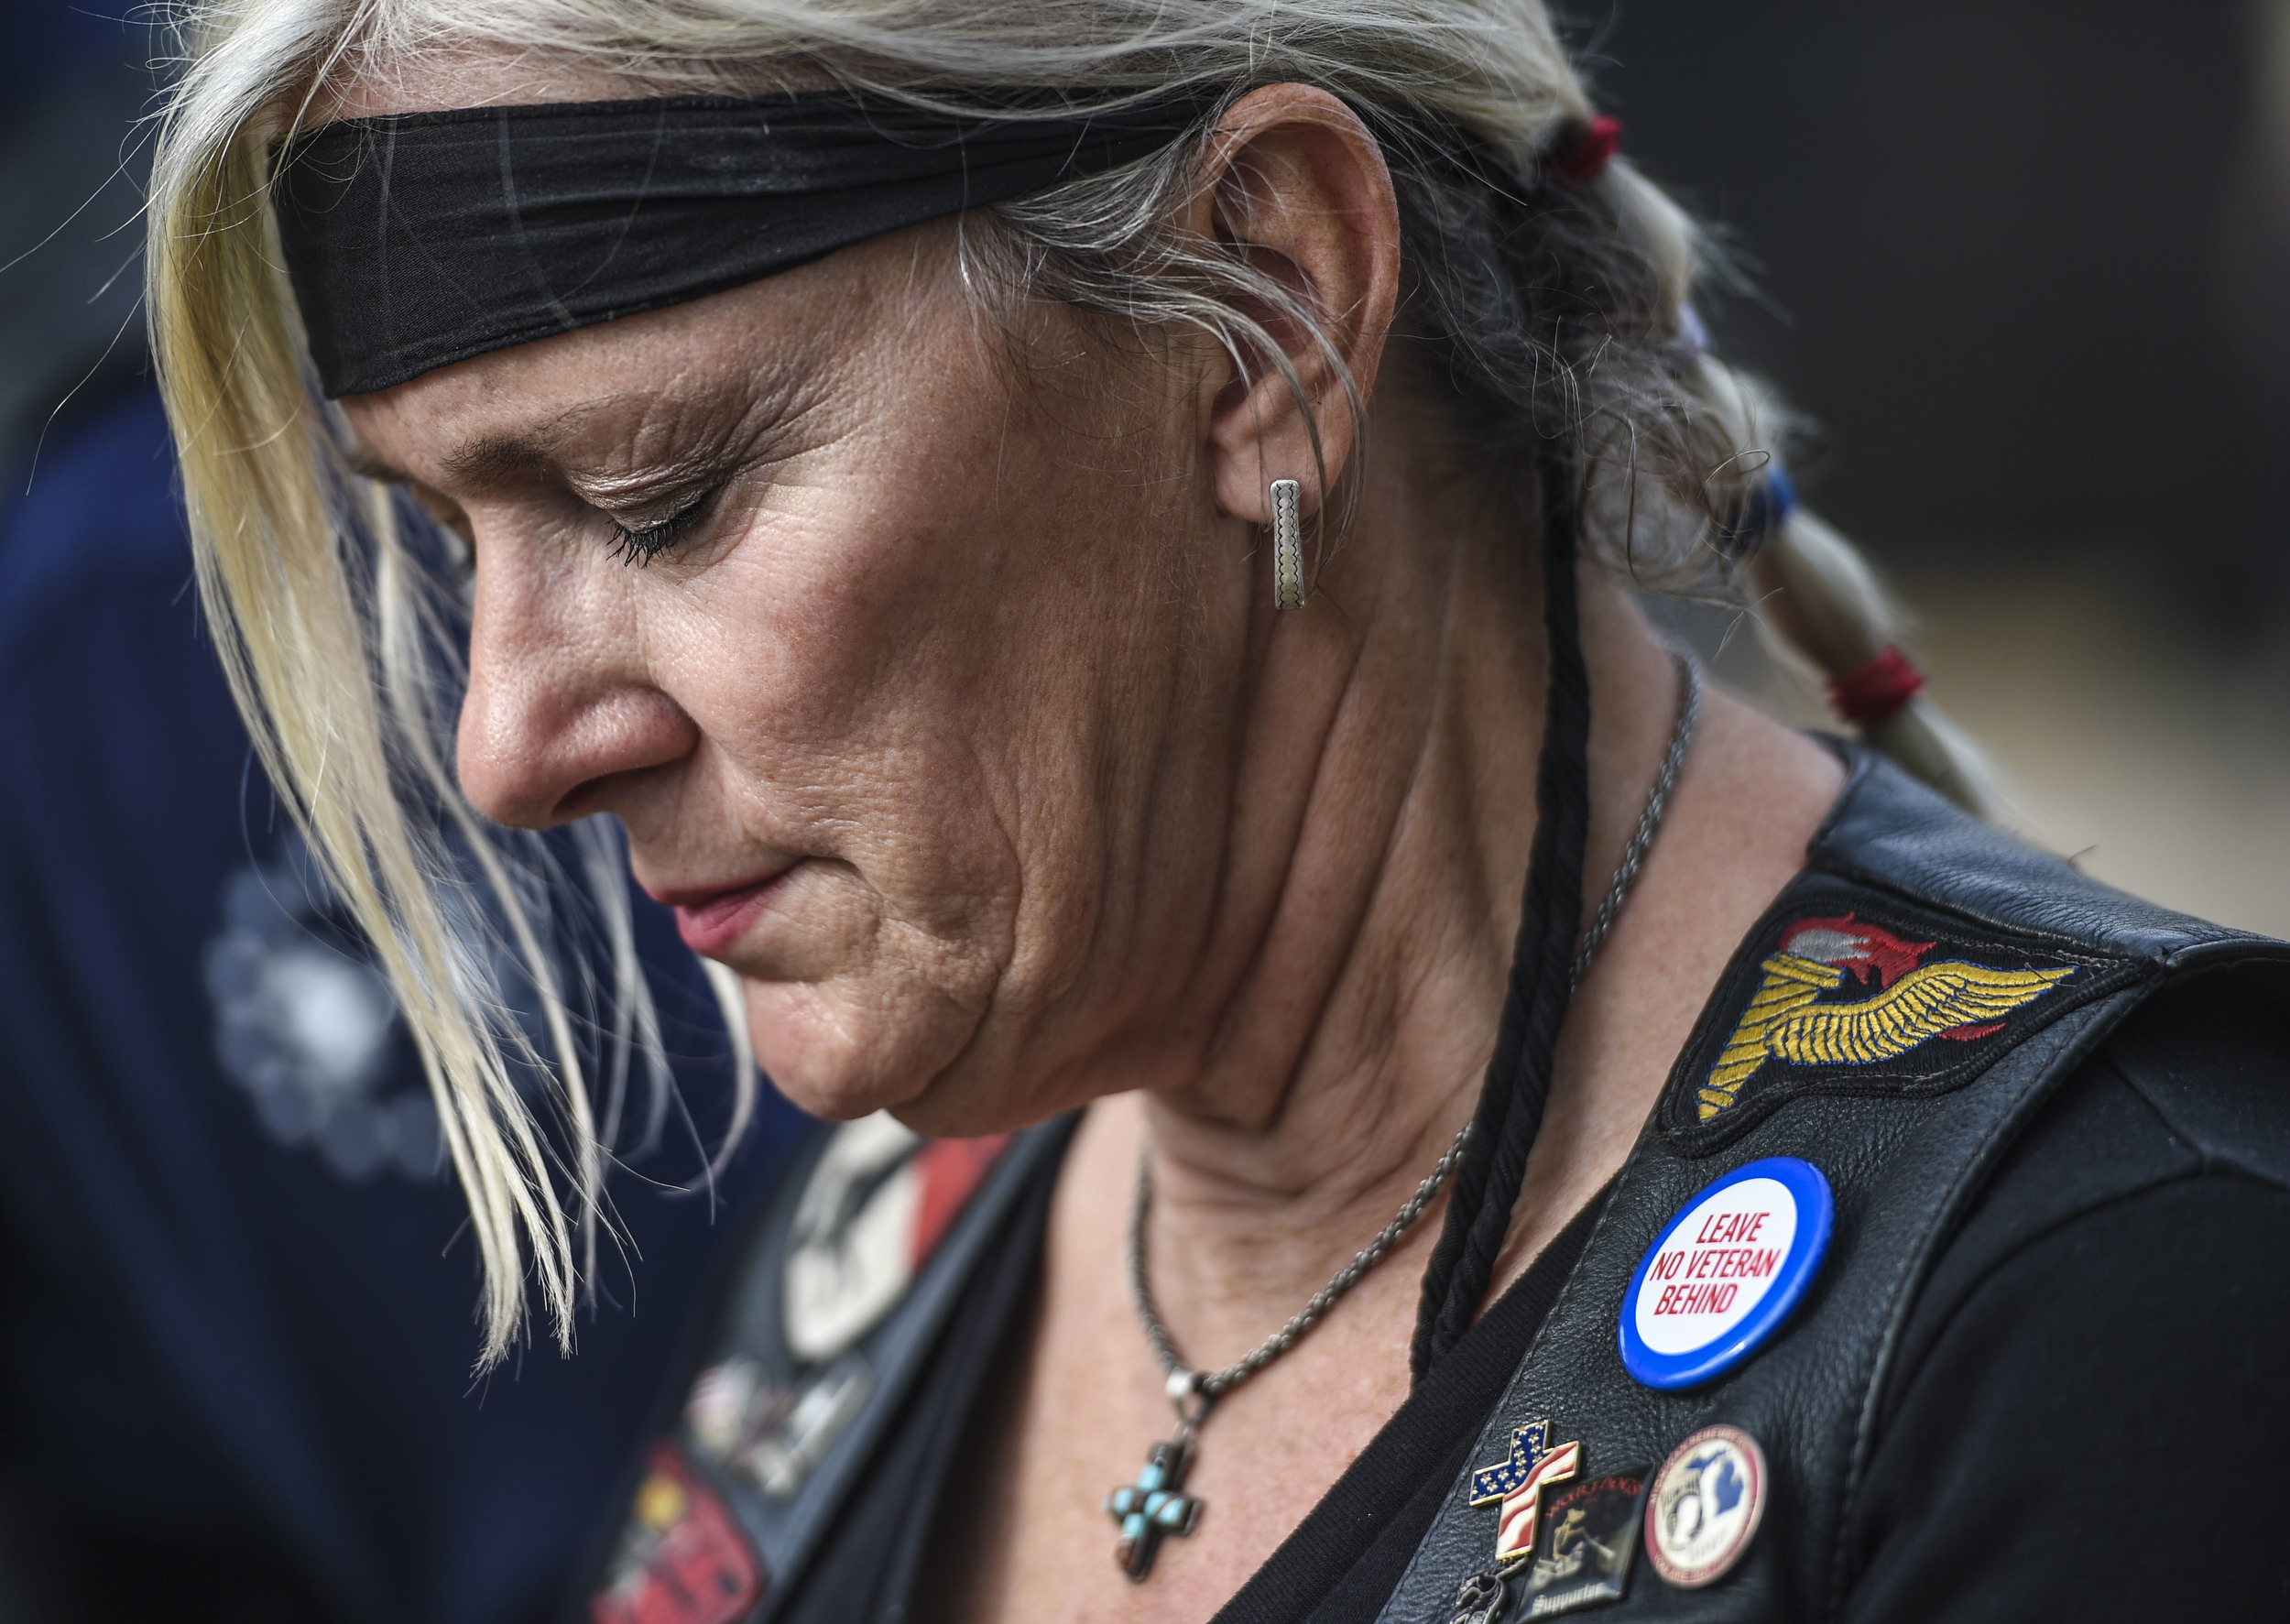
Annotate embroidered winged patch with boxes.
[1696,914,2074,1123]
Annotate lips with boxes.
[651,864,800,958]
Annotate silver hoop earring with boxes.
[1270,478,1306,609]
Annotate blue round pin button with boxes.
[1619,1156,1834,1391]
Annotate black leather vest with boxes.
[1372,751,2290,1622]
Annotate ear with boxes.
[1184,83,1401,527]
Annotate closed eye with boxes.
[608,489,718,566]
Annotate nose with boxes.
[454,540,700,829]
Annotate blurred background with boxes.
[1589,0,2290,934]
[0,1,153,461]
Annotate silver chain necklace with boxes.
[1105,653,1702,1581]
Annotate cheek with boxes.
[667,355,1168,901]
[738,946,977,1121]
[660,326,1213,1119]
[665,474,1034,903]
[645,409,1102,1112]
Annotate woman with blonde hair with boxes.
[147,1,2290,1619]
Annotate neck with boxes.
[1119,436,1690,1357]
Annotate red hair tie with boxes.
[1550,114,1622,185]
[1827,646,1926,728]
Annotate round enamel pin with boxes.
[1619,1156,1833,1390]
[1644,1424,1766,1587]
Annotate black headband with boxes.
[274,91,1216,397]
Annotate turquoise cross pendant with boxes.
[1106,1433,1203,1580]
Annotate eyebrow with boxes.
[342,429,562,491]
[442,432,561,485]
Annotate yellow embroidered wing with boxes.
[1696,955,1843,1117]
[1761,960,2075,1067]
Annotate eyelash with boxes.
[608,490,717,566]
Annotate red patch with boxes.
[908,1135,1010,1268]
[1937,1020,2007,1041]
[1781,912,1933,987]
[592,1444,765,1624]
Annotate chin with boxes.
[740,974,1078,1139]
[738,973,961,1126]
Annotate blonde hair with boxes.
[147,0,1987,1364]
